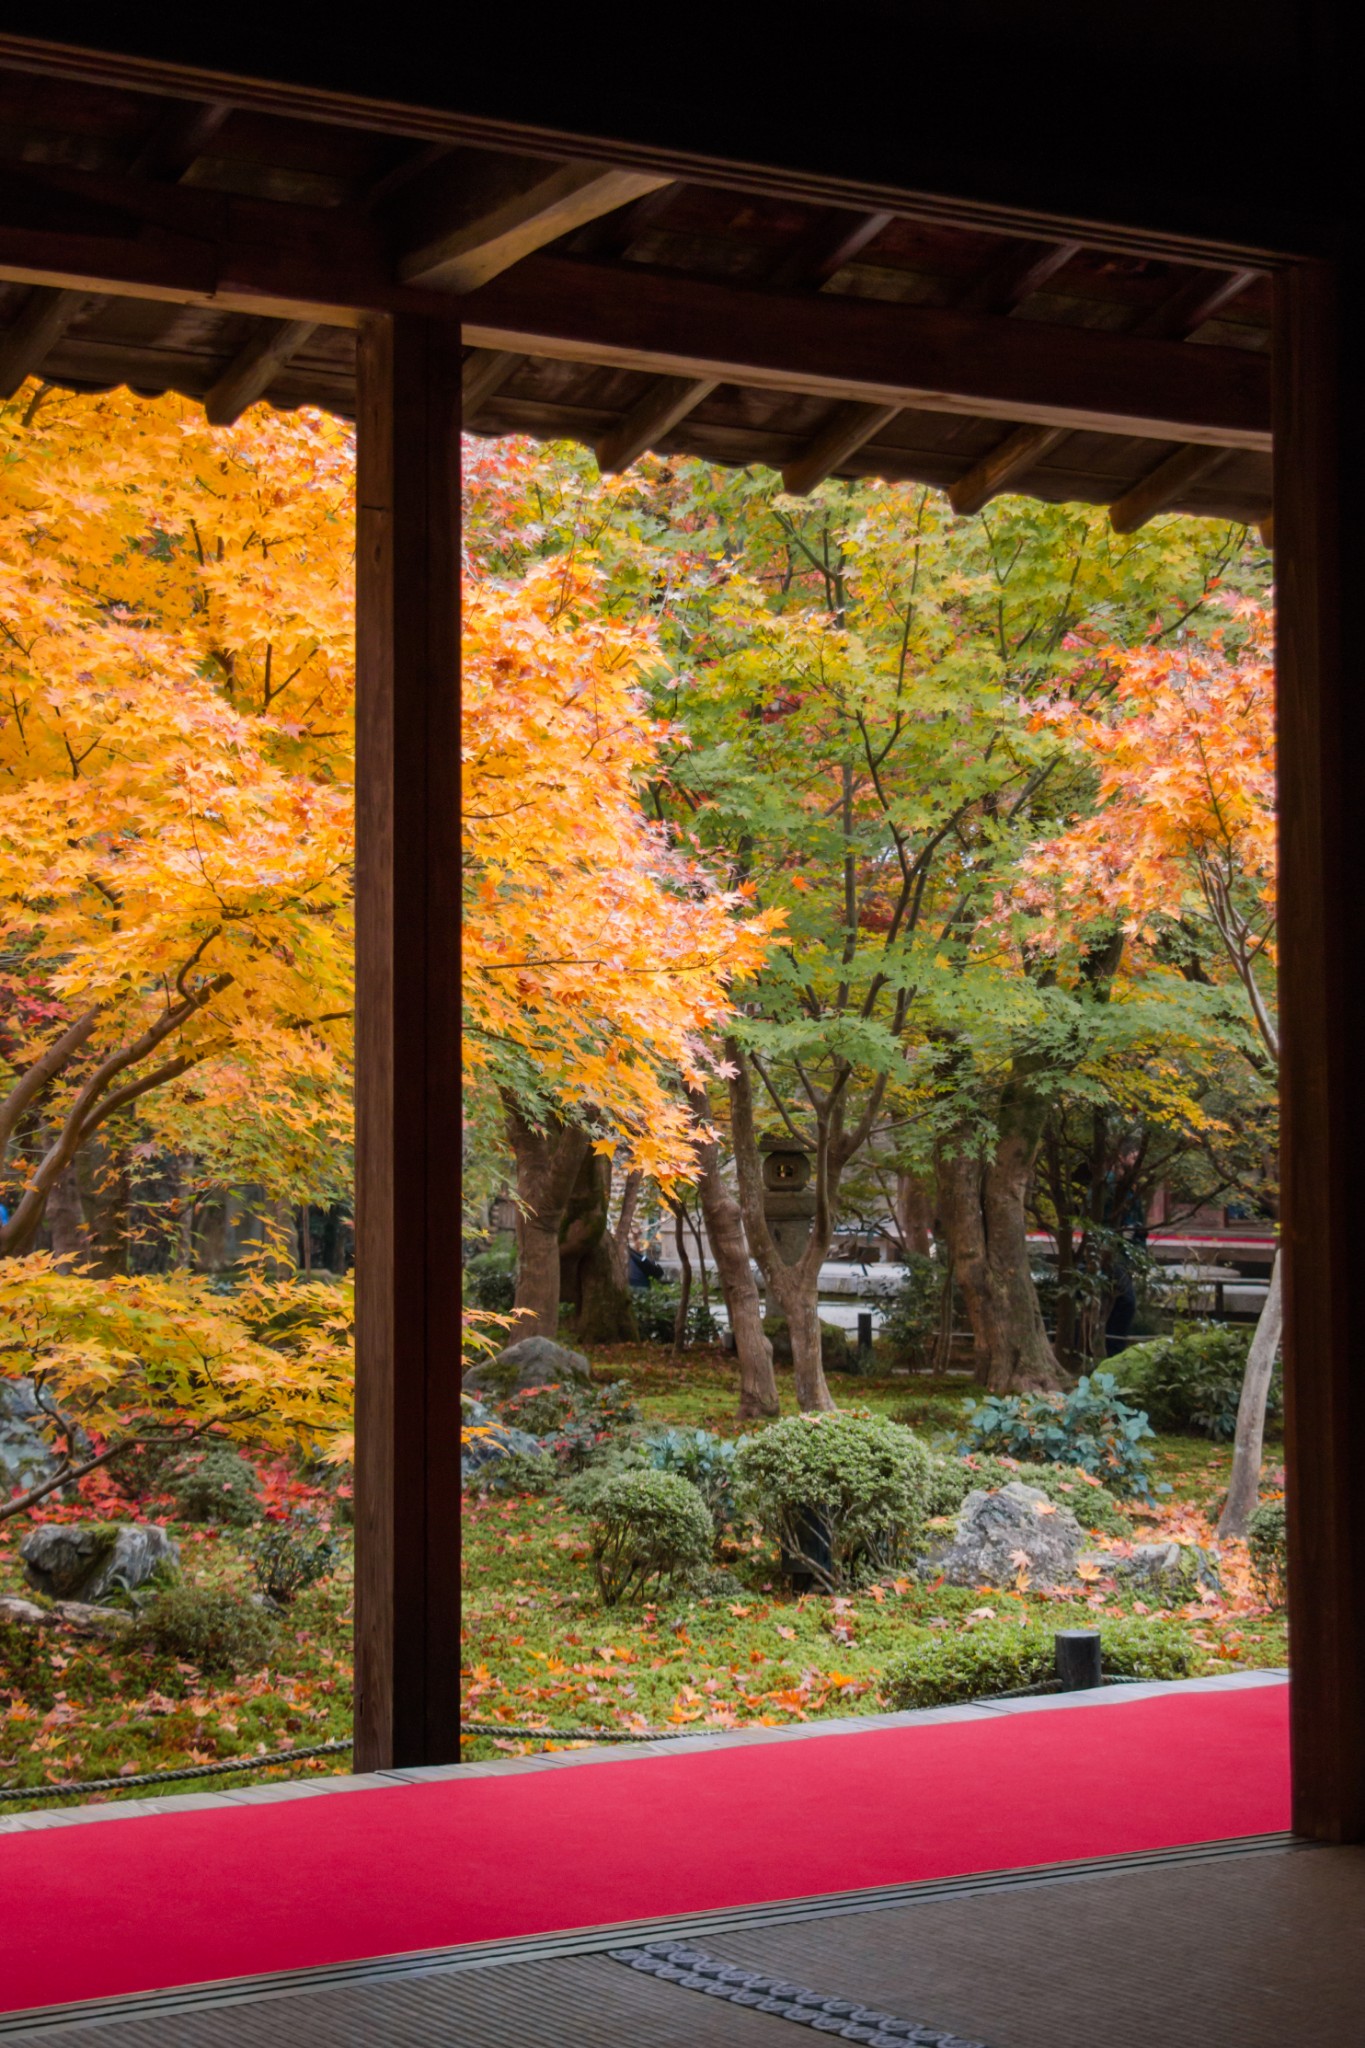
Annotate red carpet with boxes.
[0,1685,1289,2016]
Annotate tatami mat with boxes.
[2,1840,1358,2045]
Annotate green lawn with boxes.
[0,1344,1288,1809]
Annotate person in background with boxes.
[627,1234,665,1289]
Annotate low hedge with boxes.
[882,1615,1194,1709]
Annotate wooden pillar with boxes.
[353,313,464,1770]
[1275,251,1365,1840]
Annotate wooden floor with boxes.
[3,1839,1359,2045]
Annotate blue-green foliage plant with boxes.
[960,1372,1161,1502]
[640,1428,739,1530]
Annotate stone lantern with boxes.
[759,1134,816,1263]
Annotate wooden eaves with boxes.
[1,71,1273,530]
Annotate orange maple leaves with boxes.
[461,554,780,1176]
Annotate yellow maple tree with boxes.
[1,385,355,1256]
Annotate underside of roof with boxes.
[0,66,1273,527]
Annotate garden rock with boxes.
[926,1482,1086,1590]
[0,1594,50,1627]
[0,1377,66,1494]
[1099,1540,1221,1601]
[52,1600,133,1634]
[20,1522,179,1604]
[464,1335,592,1397]
[460,1399,546,1484]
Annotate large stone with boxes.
[20,1522,179,1604]
[460,1398,547,1485]
[0,1377,65,1495]
[1098,1541,1222,1601]
[927,1482,1086,1591]
[463,1334,592,1398]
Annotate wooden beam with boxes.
[1259,510,1275,549]
[461,346,521,414]
[396,158,671,291]
[781,400,901,495]
[948,422,1065,516]
[203,316,318,425]
[1107,441,1233,532]
[1275,254,1365,1844]
[0,168,1272,448]
[0,285,87,398]
[462,256,1271,450]
[596,373,719,474]
[353,313,464,1771]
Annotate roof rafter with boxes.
[204,316,319,426]
[393,156,672,292]
[596,373,720,475]
[1108,442,1234,533]
[0,284,86,398]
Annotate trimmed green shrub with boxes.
[960,1373,1160,1500]
[1247,1499,1287,1607]
[166,1447,261,1527]
[736,1411,933,1592]
[247,1510,339,1607]
[1112,1322,1275,1442]
[464,1245,517,1313]
[883,1615,1194,1709]
[136,1585,277,1675]
[639,1428,739,1531]
[589,1470,714,1604]
[764,1315,859,1375]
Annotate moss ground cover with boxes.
[0,1345,1288,1808]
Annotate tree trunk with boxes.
[560,1148,638,1343]
[669,1199,692,1359]
[46,1162,88,1261]
[895,1169,935,1258]
[687,1084,778,1418]
[1217,1249,1283,1540]
[936,1131,1065,1394]
[503,1098,591,1340]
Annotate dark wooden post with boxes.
[1275,252,1365,1841]
[353,313,464,1770]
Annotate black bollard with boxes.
[857,1311,873,1355]
[1054,1628,1102,1691]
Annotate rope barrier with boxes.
[0,1721,699,1803]
[1,1678,1150,1803]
